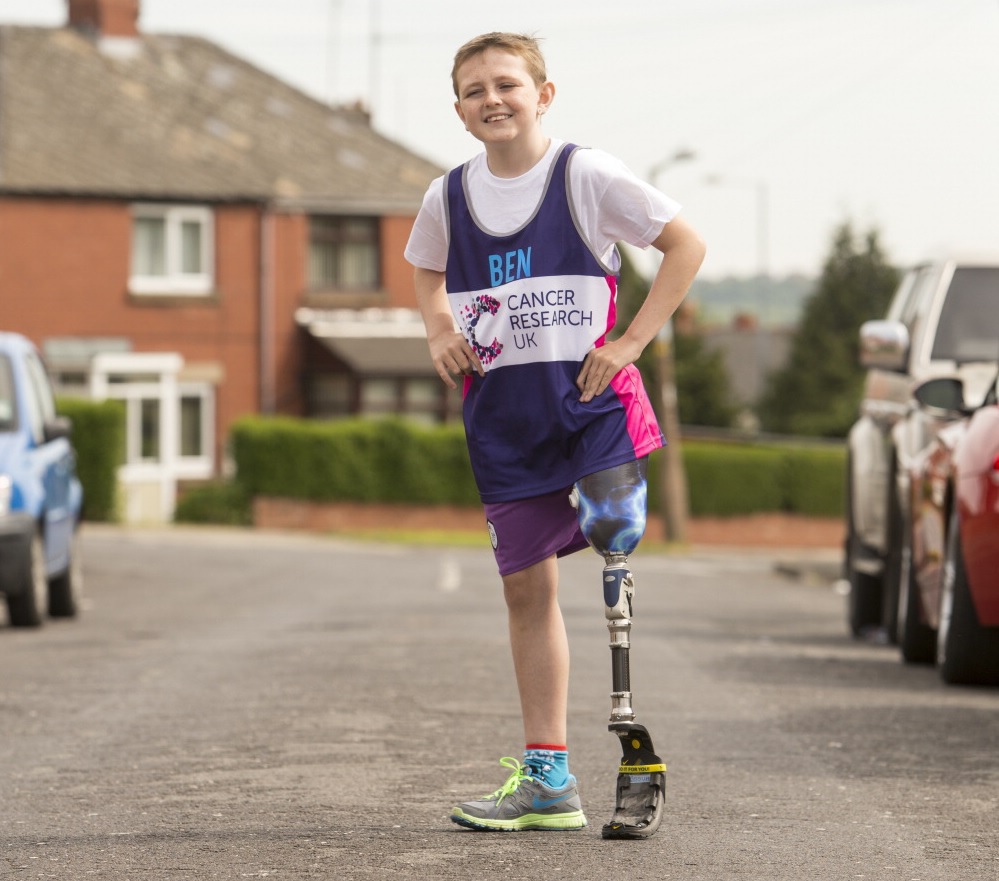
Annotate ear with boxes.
[537,80,556,114]
[454,100,466,127]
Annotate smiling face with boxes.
[453,47,554,151]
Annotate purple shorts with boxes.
[484,487,592,576]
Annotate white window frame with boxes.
[109,382,212,479]
[130,204,215,296]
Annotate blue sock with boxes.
[523,744,571,789]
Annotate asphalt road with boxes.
[1,526,996,880]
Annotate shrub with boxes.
[56,397,124,522]
[174,481,252,526]
[779,446,846,517]
[682,442,786,516]
[228,415,846,520]
[231,416,478,506]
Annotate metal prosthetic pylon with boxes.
[600,556,667,840]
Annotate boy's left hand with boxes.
[576,338,643,403]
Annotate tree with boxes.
[616,249,735,428]
[757,222,899,437]
[673,328,738,428]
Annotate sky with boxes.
[4,0,999,280]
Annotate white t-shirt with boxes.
[404,138,681,273]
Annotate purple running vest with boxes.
[444,143,664,503]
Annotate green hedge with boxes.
[174,480,252,526]
[677,440,845,517]
[231,416,845,519]
[231,416,479,506]
[780,446,847,517]
[677,442,786,516]
[56,397,124,522]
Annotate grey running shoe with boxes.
[450,757,587,831]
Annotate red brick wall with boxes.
[0,198,130,331]
[383,215,418,309]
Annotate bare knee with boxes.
[503,556,558,615]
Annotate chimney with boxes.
[68,0,140,38]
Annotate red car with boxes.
[900,374,999,685]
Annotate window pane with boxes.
[312,375,352,417]
[133,217,166,276]
[359,379,396,415]
[308,240,336,288]
[180,220,203,274]
[308,216,379,289]
[179,395,203,457]
[140,398,160,461]
[340,242,378,287]
[405,379,439,409]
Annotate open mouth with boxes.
[484,113,512,123]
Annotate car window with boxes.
[985,375,998,407]
[0,356,16,431]
[20,350,59,445]
[24,350,57,423]
[931,267,999,364]
[886,269,918,326]
[897,265,939,331]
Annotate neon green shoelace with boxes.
[483,757,532,804]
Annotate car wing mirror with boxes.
[860,320,909,371]
[43,416,74,442]
[912,377,972,416]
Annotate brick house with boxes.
[0,0,447,520]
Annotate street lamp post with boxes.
[648,148,695,544]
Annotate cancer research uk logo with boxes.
[460,294,504,367]
[461,246,599,368]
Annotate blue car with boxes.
[0,332,84,627]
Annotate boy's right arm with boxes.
[414,267,484,389]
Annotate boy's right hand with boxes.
[428,330,484,389]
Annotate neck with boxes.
[485,134,551,179]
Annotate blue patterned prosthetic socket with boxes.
[573,459,650,726]
[572,458,649,558]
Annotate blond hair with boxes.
[451,32,547,98]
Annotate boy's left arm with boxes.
[576,215,706,403]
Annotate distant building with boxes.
[0,0,447,519]
[700,319,793,409]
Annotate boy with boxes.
[405,32,705,832]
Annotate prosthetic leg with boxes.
[573,460,667,840]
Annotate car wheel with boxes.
[48,529,83,618]
[6,531,46,628]
[847,532,883,637]
[937,510,999,686]
[897,515,935,664]
[881,471,904,645]
[845,466,883,637]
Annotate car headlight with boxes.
[0,474,11,517]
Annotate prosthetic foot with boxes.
[600,559,667,840]
[573,461,666,840]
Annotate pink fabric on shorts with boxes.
[484,487,592,576]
